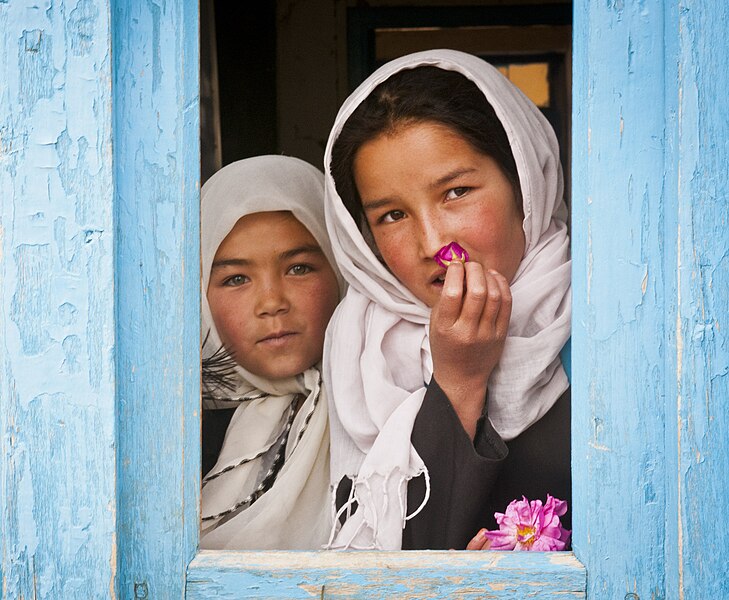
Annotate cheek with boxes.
[382,253,414,286]
[371,229,417,280]
[299,278,340,343]
[464,211,525,277]
[465,203,517,244]
[208,292,249,347]
[309,282,340,329]
[462,219,501,247]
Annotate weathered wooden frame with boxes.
[2,0,727,598]
[111,1,587,596]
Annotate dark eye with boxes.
[223,274,248,287]
[380,210,406,224]
[288,264,313,276]
[446,187,471,200]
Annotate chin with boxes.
[418,291,438,308]
[266,363,311,381]
[263,369,300,381]
[243,351,320,381]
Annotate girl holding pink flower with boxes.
[323,50,571,550]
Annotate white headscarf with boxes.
[200,155,344,550]
[322,50,571,549]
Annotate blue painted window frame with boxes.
[111,1,586,596]
[109,0,729,598]
[5,0,725,597]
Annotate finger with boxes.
[459,262,488,327]
[479,269,505,327]
[466,528,489,551]
[487,269,513,338]
[433,262,465,326]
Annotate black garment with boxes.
[202,407,236,477]
[402,378,507,549]
[484,387,571,533]
[402,379,571,550]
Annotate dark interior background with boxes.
[200,0,572,187]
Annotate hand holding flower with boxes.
[465,528,492,551]
[429,250,512,440]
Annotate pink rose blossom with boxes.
[484,495,571,551]
[433,242,469,268]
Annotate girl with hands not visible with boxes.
[199,156,344,550]
[323,50,571,552]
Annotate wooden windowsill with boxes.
[187,550,586,598]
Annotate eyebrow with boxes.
[211,258,250,269]
[361,167,478,212]
[211,244,323,269]
[362,198,393,212]
[279,244,324,261]
[430,167,477,189]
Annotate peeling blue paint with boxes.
[57,302,78,326]
[187,552,585,599]
[673,5,729,595]
[113,0,200,597]
[575,0,729,598]
[2,1,116,597]
[19,30,54,112]
[61,334,82,374]
[11,244,54,355]
[67,0,99,56]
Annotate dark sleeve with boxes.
[483,387,572,532]
[402,378,508,550]
[201,407,236,477]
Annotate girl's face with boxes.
[353,120,526,308]
[207,211,340,380]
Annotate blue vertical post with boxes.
[0,0,117,597]
[112,0,200,597]
[664,1,729,597]
[573,1,668,596]
[574,0,729,597]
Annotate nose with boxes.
[255,278,290,317]
[416,211,451,261]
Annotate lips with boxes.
[257,330,298,345]
[430,269,447,287]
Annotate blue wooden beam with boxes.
[0,0,116,597]
[574,0,729,597]
[187,551,586,599]
[665,1,729,596]
[572,0,668,597]
[112,0,200,597]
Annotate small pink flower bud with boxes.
[434,242,470,268]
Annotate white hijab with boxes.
[322,50,571,549]
[200,155,344,549]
